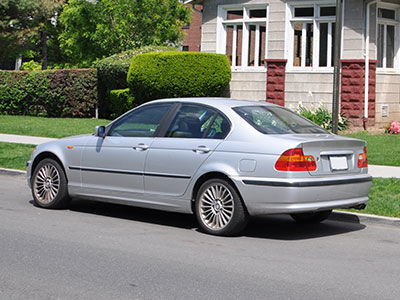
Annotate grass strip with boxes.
[0,142,35,170]
[344,178,400,218]
[0,115,110,138]
[343,131,400,166]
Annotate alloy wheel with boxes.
[199,184,234,230]
[33,163,60,204]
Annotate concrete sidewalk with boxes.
[0,133,56,145]
[0,133,399,178]
[368,165,400,178]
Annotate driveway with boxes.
[0,174,399,299]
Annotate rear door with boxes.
[144,103,230,197]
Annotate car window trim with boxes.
[202,112,218,139]
[154,103,181,137]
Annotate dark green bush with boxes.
[127,52,231,104]
[0,69,97,117]
[96,46,175,117]
[109,88,135,119]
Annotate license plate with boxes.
[329,156,348,171]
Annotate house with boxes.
[186,0,400,128]
[181,4,203,51]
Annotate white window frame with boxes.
[216,4,269,72]
[376,4,400,71]
[285,1,340,72]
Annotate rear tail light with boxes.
[275,148,317,172]
[357,147,368,168]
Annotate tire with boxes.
[290,210,332,224]
[195,178,248,236]
[31,158,70,209]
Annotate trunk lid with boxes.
[293,134,366,176]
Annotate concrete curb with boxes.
[0,167,26,176]
[331,211,400,227]
[0,168,399,227]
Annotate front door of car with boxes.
[144,103,230,197]
[80,103,173,200]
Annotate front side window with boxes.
[377,7,398,69]
[109,104,172,137]
[234,105,327,134]
[219,6,267,68]
[289,4,336,69]
[165,104,230,139]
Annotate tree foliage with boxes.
[0,0,64,68]
[59,0,190,63]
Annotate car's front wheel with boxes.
[290,210,332,224]
[195,178,248,236]
[32,158,70,209]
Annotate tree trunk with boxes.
[41,30,48,70]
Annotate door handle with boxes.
[193,146,210,154]
[133,143,149,151]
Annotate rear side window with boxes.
[233,105,327,134]
[165,104,230,139]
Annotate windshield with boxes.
[233,106,327,134]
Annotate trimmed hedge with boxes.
[127,52,231,104]
[97,46,175,91]
[109,88,135,119]
[96,46,175,117]
[0,69,97,117]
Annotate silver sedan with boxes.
[27,98,372,236]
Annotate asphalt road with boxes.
[1,174,400,299]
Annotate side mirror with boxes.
[95,126,106,138]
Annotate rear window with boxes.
[233,105,327,134]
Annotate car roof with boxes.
[147,97,277,110]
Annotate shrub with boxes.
[109,88,135,119]
[295,102,348,131]
[97,46,175,91]
[96,46,175,117]
[386,121,400,134]
[20,60,41,71]
[127,51,231,104]
[0,69,97,117]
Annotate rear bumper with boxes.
[231,175,372,216]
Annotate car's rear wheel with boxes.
[32,158,70,209]
[290,210,332,224]
[195,178,248,236]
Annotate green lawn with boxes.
[0,115,111,138]
[343,131,400,166]
[344,178,400,218]
[0,142,35,170]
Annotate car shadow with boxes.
[242,214,365,240]
[29,199,366,240]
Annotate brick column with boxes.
[367,61,377,127]
[340,59,376,127]
[265,59,287,106]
